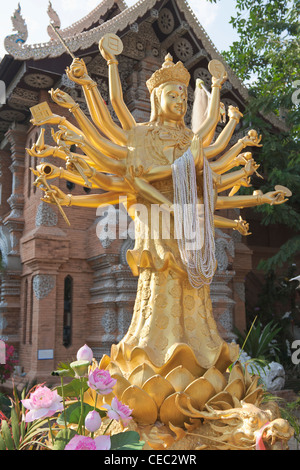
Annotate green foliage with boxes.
[219,0,300,269]
[52,428,77,451]
[0,386,49,450]
[110,431,145,450]
[56,402,105,427]
[235,320,282,361]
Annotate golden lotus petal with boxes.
[245,375,260,395]
[128,363,155,388]
[228,362,245,384]
[102,391,115,405]
[110,373,131,400]
[107,361,122,376]
[232,396,242,408]
[99,354,111,370]
[83,387,100,408]
[224,378,245,401]
[142,374,175,410]
[121,385,158,425]
[203,367,227,394]
[160,392,189,427]
[244,363,254,388]
[165,366,195,392]
[244,387,264,405]
[207,391,234,408]
[183,377,215,411]
[207,400,233,411]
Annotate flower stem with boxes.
[103,419,114,435]
[47,418,55,446]
[61,377,68,429]
[76,377,85,435]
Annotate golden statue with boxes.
[28,33,293,450]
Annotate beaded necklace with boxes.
[172,147,216,288]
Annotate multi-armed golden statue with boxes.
[28,33,293,450]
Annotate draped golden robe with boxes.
[111,123,239,378]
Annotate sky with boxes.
[0,0,240,60]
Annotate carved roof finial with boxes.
[47,1,61,39]
[4,3,28,53]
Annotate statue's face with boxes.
[159,83,187,121]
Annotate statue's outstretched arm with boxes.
[216,159,261,193]
[30,112,82,137]
[210,129,263,172]
[204,107,244,159]
[33,162,99,189]
[41,185,135,208]
[27,129,103,171]
[214,214,251,236]
[33,161,131,193]
[99,36,136,131]
[54,126,127,177]
[66,58,127,146]
[195,69,227,142]
[50,89,127,161]
[211,150,253,175]
[216,189,289,210]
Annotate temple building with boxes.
[0,0,289,389]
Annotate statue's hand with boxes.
[212,71,228,88]
[36,163,61,179]
[234,216,251,236]
[30,113,66,127]
[234,152,253,166]
[228,105,243,122]
[66,155,93,177]
[41,185,70,207]
[53,126,84,147]
[49,88,77,110]
[262,190,288,206]
[66,58,94,87]
[244,159,261,176]
[27,143,58,158]
[99,37,116,63]
[239,130,263,148]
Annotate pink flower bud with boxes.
[88,368,117,395]
[77,344,93,363]
[85,410,102,433]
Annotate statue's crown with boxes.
[146,54,190,94]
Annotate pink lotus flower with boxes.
[65,435,111,450]
[22,386,63,422]
[85,410,102,433]
[77,344,93,363]
[88,368,117,395]
[103,397,132,426]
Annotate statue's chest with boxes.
[128,125,192,170]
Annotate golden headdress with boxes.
[146,54,190,94]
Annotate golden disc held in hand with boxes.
[275,185,292,197]
[208,60,226,79]
[99,33,123,56]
